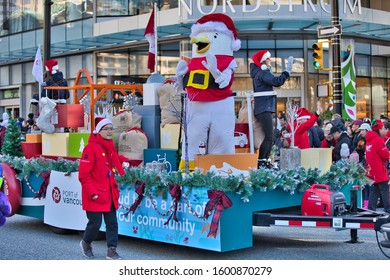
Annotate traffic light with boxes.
[312,42,323,70]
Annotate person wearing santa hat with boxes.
[364,119,390,213]
[40,59,70,101]
[174,13,241,170]
[286,107,319,150]
[78,117,128,260]
[250,50,294,168]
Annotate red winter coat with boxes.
[78,133,125,212]
[287,113,318,149]
[365,131,390,183]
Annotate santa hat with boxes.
[93,117,113,134]
[252,50,271,67]
[371,119,383,131]
[45,59,59,74]
[190,13,241,51]
[296,107,311,121]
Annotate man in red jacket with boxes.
[365,119,390,213]
[79,118,126,260]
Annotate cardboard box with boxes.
[144,148,179,172]
[26,134,42,143]
[68,133,90,158]
[21,142,42,159]
[194,153,258,175]
[42,133,69,157]
[160,124,182,149]
[300,148,332,175]
[55,104,84,128]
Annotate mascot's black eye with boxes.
[214,33,218,38]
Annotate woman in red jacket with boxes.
[365,119,390,213]
[78,118,126,260]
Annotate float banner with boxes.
[44,171,87,230]
[341,39,357,120]
[116,186,222,251]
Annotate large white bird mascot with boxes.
[175,13,241,170]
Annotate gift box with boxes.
[194,153,257,175]
[21,142,42,159]
[54,104,84,128]
[143,83,163,105]
[160,124,182,149]
[300,148,332,175]
[26,134,42,143]
[42,133,69,156]
[68,133,90,158]
[234,123,250,153]
[144,148,179,172]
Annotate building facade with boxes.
[0,0,389,121]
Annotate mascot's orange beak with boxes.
[190,35,210,54]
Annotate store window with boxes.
[372,78,387,118]
[356,77,371,119]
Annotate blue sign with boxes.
[116,185,222,251]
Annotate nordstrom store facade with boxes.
[0,0,389,121]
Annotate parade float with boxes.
[0,66,384,252]
[1,12,389,254]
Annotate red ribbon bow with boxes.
[34,172,50,199]
[125,181,146,216]
[203,190,233,238]
[164,184,182,225]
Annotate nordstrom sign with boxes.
[179,0,362,16]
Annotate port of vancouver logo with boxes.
[52,187,61,203]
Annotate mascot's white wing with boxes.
[36,97,56,133]
[202,54,237,88]
[173,60,188,93]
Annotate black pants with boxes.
[255,112,274,160]
[368,181,390,213]
[83,204,118,248]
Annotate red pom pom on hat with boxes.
[252,50,271,67]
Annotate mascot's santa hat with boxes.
[45,59,59,74]
[296,107,311,121]
[190,13,241,51]
[93,117,113,134]
[252,50,271,67]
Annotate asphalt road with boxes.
[1,214,389,260]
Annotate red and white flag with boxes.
[144,9,155,73]
[32,46,44,84]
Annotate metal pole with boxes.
[247,92,255,154]
[332,0,342,115]
[154,2,158,73]
[43,1,52,64]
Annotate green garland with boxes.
[0,155,369,202]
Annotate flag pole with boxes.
[154,3,158,73]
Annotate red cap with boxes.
[252,50,271,66]
[296,107,311,121]
[190,13,241,51]
[45,59,58,73]
[371,119,383,131]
